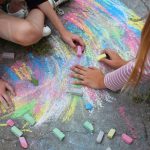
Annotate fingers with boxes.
[3,93,14,112]
[100,58,112,66]
[0,95,9,111]
[71,65,87,71]
[5,83,16,96]
[88,66,97,70]
[71,66,87,75]
[68,39,76,49]
[73,80,87,86]
[70,73,84,80]
[73,35,85,48]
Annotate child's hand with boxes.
[100,50,128,69]
[61,30,85,51]
[70,65,106,89]
[0,79,16,114]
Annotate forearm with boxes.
[38,1,67,36]
[104,61,135,91]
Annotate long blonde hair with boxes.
[127,13,150,87]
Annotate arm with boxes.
[26,0,84,49]
[104,54,150,91]
[37,1,84,49]
[70,50,150,91]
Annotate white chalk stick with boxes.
[2,52,15,59]
[106,147,112,150]
[96,130,104,143]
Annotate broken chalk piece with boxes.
[85,103,93,111]
[52,128,65,141]
[67,88,83,96]
[2,52,15,59]
[77,45,83,57]
[97,53,107,61]
[107,128,116,139]
[106,147,112,150]
[6,119,15,127]
[96,130,104,143]
[19,137,28,149]
[31,77,39,86]
[23,114,36,126]
[121,133,133,144]
[11,126,23,137]
[83,121,94,133]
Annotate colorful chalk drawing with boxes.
[0,0,143,126]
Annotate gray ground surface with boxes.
[0,0,150,150]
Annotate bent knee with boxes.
[13,21,42,46]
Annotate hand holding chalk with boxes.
[100,50,128,69]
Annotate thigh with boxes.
[0,9,45,43]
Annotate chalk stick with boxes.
[11,126,23,137]
[106,147,112,150]
[31,77,39,86]
[6,119,15,127]
[0,124,7,127]
[67,88,83,96]
[2,52,15,59]
[85,103,93,110]
[96,130,104,143]
[23,114,36,126]
[19,137,28,149]
[97,54,107,61]
[77,46,83,57]
[83,121,94,133]
[52,128,65,141]
[107,128,116,139]
[121,133,133,144]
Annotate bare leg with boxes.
[0,9,45,46]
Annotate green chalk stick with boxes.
[83,121,94,133]
[11,126,23,137]
[23,114,36,126]
[52,128,65,141]
[31,77,39,86]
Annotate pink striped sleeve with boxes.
[104,53,150,91]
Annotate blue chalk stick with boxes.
[85,103,93,110]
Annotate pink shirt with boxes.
[104,52,150,91]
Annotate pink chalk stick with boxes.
[77,46,83,57]
[6,119,15,127]
[121,134,133,144]
[19,137,28,149]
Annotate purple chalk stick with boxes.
[77,46,83,57]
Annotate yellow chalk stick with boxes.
[97,54,107,61]
[107,128,116,139]
[0,123,7,127]
[21,129,32,133]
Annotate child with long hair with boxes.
[70,13,150,91]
